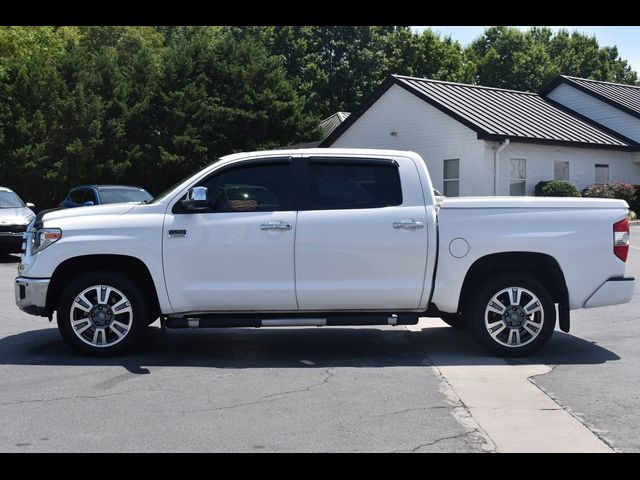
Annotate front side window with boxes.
[554,161,569,181]
[202,163,290,212]
[305,160,402,210]
[69,189,84,204]
[595,164,609,184]
[83,189,98,204]
[509,158,527,196]
[443,159,460,197]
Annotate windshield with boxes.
[98,188,153,204]
[0,191,25,208]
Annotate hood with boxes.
[440,196,629,209]
[0,206,36,224]
[42,203,137,223]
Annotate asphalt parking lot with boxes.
[1,227,639,452]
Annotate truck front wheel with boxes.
[57,271,148,356]
[470,275,556,357]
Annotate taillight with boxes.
[614,218,630,262]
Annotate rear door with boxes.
[294,156,429,311]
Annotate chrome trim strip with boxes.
[261,318,326,327]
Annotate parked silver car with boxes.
[0,187,35,254]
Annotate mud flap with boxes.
[558,303,570,333]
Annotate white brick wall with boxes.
[547,83,640,143]
[330,84,491,196]
[330,83,640,196]
[490,141,640,195]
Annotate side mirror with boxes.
[26,202,35,209]
[181,186,209,211]
[83,201,95,206]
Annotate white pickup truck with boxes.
[15,148,635,357]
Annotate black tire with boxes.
[469,274,556,357]
[57,270,148,356]
[440,312,467,330]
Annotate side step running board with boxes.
[165,313,419,329]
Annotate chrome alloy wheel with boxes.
[69,285,133,348]
[484,286,544,348]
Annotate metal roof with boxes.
[321,75,637,150]
[541,75,640,119]
[320,111,350,139]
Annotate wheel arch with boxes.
[46,254,160,318]
[458,251,569,331]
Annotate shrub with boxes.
[583,181,636,205]
[534,181,550,196]
[535,180,581,197]
[630,185,640,213]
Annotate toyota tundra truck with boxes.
[15,149,635,357]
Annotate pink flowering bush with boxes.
[583,181,636,205]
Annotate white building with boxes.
[319,75,640,196]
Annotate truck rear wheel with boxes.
[57,271,148,356]
[470,274,556,357]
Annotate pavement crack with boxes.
[392,432,470,453]
[180,368,335,414]
[373,406,450,418]
[259,368,335,401]
[401,327,497,453]
[0,389,138,406]
[526,368,619,452]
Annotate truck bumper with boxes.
[583,277,635,309]
[15,277,50,316]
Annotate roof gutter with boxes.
[494,139,510,195]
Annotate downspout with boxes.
[494,139,510,195]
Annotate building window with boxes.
[443,159,459,197]
[554,161,569,181]
[509,158,526,196]
[595,164,609,184]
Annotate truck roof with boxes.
[73,185,146,191]
[219,148,420,164]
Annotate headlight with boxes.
[32,228,62,254]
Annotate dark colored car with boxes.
[59,185,153,209]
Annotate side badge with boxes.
[168,229,187,238]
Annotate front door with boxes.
[163,159,298,313]
[294,156,429,311]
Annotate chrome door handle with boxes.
[393,220,424,230]
[260,222,293,231]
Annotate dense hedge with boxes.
[534,180,581,197]
[582,182,636,205]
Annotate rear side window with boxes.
[305,160,402,210]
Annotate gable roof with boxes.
[540,75,640,120]
[320,111,350,139]
[321,75,637,150]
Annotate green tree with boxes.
[467,26,638,92]
[241,26,474,117]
